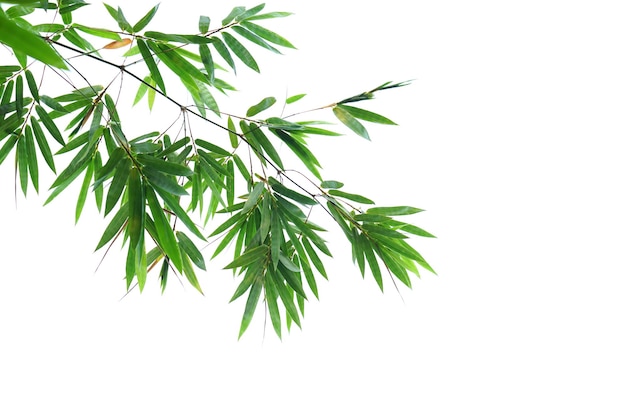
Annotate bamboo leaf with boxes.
[337,104,397,125]
[240,21,295,48]
[264,273,282,338]
[0,12,66,69]
[176,231,206,270]
[156,189,205,241]
[127,167,145,249]
[132,3,159,32]
[95,202,129,250]
[30,118,55,173]
[243,181,265,212]
[210,37,236,72]
[104,157,131,215]
[238,280,263,339]
[333,106,369,140]
[146,187,182,272]
[198,15,210,33]
[23,125,38,192]
[286,93,305,104]
[320,180,343,189]
[224,244,269,269]
[222,32,259,72]
[328,189,375,205]
[231,26,280,54]
[247,96,276,117]
[24,69,39,102]
[75,159,94,223]
[103,38,132,49]
[137,39,166,94]
[367,206,424,216]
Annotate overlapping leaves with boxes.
[0,2,434,339]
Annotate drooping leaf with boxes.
[239,21,295,48]
[367,206,423,216]
[286,93,305,104]
[238,280,263,339]
[136,39,166,93]
[332,106,369,140]
[328,189,375,205]
[176,231,206,270]
[337,104,397,125]
[222,32,259,72]
[102,38,132,49]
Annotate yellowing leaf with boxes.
[103,38,132,50]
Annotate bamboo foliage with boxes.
[0,1,435,338]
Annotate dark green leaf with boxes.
[127,167,145,249]
[24,69,39,102]
[156,189,205,240]
[137,154,193,176]
[222,6,245,25]
[235,3,265,21]
[105,157,131,215]
[270,179,316,205]
[143,165,187,196]
[243,181,265,212]
[0,134,18,165]
[24,125,38,192]
[73,24,121,41]
[211,37,236,72]
[264,273,282,338]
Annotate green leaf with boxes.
[269,179,316,205]
[143,166,187,196]
[397,224,436,238]
[176,231,206,270]
[333,106,369,140]
[156,189,205,241]
[286,93,305,104]
[235,3,265,21]
[181,250,203,294]
[362,239,383,291]
[224,244,269,270]
[362,224,408,240]
[30,118,55,173]
[145,187,182,272]
[269,269,301,328]
[136,39,166,93]
[35,105,64,145]
[199,44,215,84]
[17,136,29,195]
[249,123,283,168]
[75,159,94,223]
[137,154,193,176]
[247,96,276,117]
[328,189,375,205]
[210,37,236,72]
[264,273,282,338]
[133,3,159,32]
[195,139,230,157]
[222,6,245,25]
[127,167,145,249]
[95,202,129,250]
[222,32,259,72]
[0,12,66,69]
[24,69,39,102]
[246,12,292,21]
[301,237,327,279]
[104,157,131,215]
[367,206,423,216]
[238,280,262,339]
[337,104,397,125]
[210,210,246,237]
[198,15,210,33]
[73,24,121,41]
[240,21,295,48]
[0,134,18,165]
[231,26,280,54]
[24,125,38,192]
[243,181,265,212]
[320,180,343,189]
[103,3,132,32]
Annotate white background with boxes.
[1,1,625,415]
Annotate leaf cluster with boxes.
[0,1,435,338]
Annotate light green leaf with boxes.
[286,93,305,104]
[367,206,424,216]
[337,104,397,125]
[132,3,159,32]
[333,106,369,140]
[320,180,343,189]
[127,167,145,249]
[240,21,295,48]
[243,181,265,212]
[328,189,375,205]
[198,15,210,33]
[95,202,129,251]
